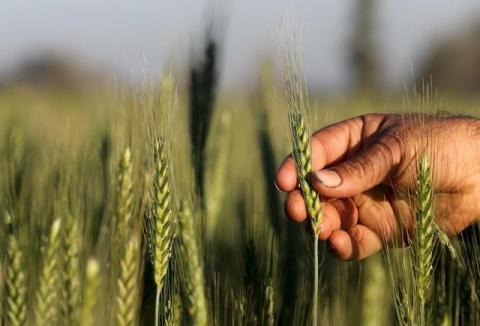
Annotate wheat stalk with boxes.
[115,234,141,326]
[34,218,62,326]
[178,199,208,326]
[144,138,175,326]
[60,215,81,324]
[280,18,323,326]
[413,153,435,324]
[4,232,27,326]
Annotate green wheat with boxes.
[4,232,27,326]
[414,154,435,324]
[34,218,62,326]
[145,138,175,326]
[178,199,208,326]
[115,234,141,326]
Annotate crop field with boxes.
[0,28,480,326]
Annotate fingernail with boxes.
[313,170,342,188]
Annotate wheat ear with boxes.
[289,112,323,229]
[145,138,175,326]
[265,278,275,326]
[34,218,62,326]
[280,20,322,232]
[115,234,141,326]
[178,199,208,326]
[413,153,435,323]
[81,258,100,326]
[280,20,323,326]
[165,293,182,326]
[60,215,81,324]
[4,232,27,326]
[116,148,133,240]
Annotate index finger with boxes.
[275,114,386,192]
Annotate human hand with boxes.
[275,113,480,260]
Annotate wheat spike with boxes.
[81,259,101,326]
[115,234,141,326]
[178,199,208,326]
[414,154,435,323]
[116,148,133,240]
[280,21,322,232]
[4,233,27,326]
[265,278,275,326]
[289,112,323,230]
[144,138,175,326]
[146,139,174,291]
[34,218,62,326]
[165,293,183,326]
[60,215,81,324]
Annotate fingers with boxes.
[328,225,384,260]
[284,190,307,223]
[353,189,401,242]
[318,198,358,241]
[275,156,298,192]
[310,133,402,198]
[284,192,358,240]
[275,114,387,192]
[328,187,412,260]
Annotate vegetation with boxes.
[0,25,479,326]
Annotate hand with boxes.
[275,113,480,260]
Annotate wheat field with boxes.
[0,30,479,326]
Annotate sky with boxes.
[1,0,480,90]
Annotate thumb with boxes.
[310,139,401,198]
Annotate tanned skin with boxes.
[275,113,480,260]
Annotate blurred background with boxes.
[2,0,480,96]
